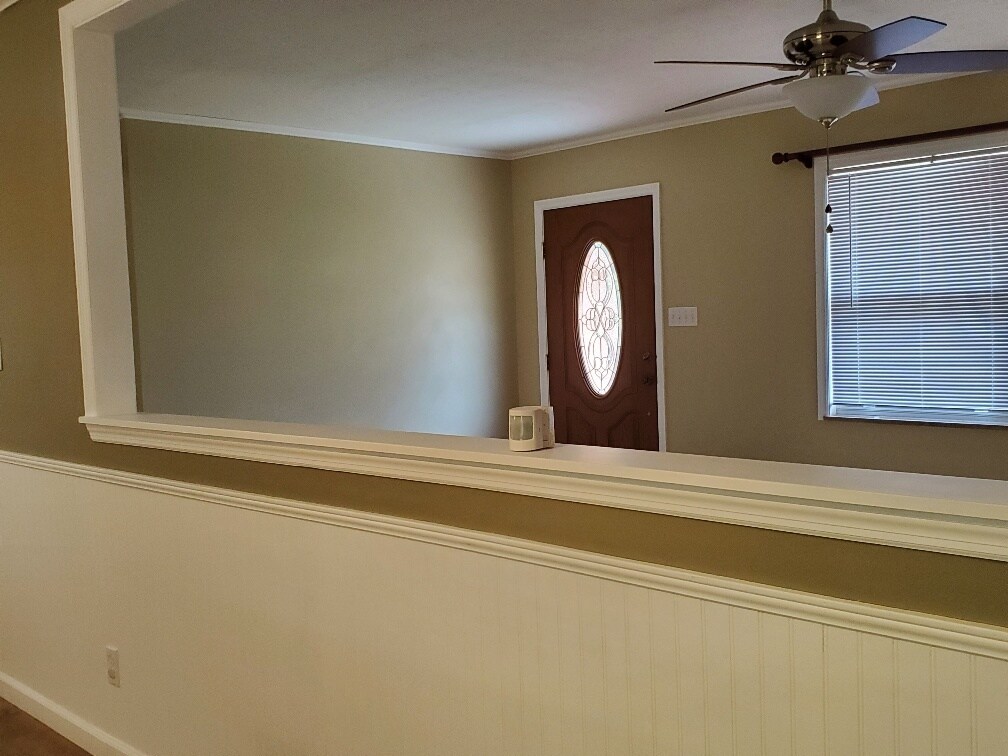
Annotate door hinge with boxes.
[546,353,550,371]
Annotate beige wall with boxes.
[512,70,1008,480]
[122,119,516,438]
[2,0,1008,629]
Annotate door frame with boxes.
[533,183,667,452]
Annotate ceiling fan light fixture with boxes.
[783,73,879,123]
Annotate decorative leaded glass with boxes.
[576,241,623,396]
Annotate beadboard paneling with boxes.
[1,453,1006,755]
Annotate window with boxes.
[576,240,624,396]
[821,134,1008,426]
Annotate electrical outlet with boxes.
[106,646,120,687]
[667,306,698,327]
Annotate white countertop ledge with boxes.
[82,413,1008,561]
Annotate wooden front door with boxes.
[543,195,660,451]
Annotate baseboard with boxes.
[0,671,149,756]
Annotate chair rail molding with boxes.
[3,447,1007,661]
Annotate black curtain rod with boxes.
[771,120,1008,169]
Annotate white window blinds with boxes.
[825,146,1008,425]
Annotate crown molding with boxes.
[508,73,961,159]
[122,74,961,162]
[118,108,510,160]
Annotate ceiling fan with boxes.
[656,0,1008,126]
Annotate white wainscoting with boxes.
[1,451,1006,756]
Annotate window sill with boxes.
[82,413,1008,562]
[826,408,1008,429]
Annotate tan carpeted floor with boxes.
[0,698,91,756]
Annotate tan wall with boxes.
[511,70,1008,480]
[2,0,1007,627]
[122,119,516,437]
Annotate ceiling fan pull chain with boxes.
[824,118,832,176]
[824,119,834,237]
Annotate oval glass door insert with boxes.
[575,241,624,396]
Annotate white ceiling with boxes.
[114,0,1008,159]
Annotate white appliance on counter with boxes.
[508,406,555,451]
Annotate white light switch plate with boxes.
[667,307,698,327]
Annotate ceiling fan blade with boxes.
[874,50,1008,74]
[665,74,803,113]
[835,16,946,62]
[655,59,805,72]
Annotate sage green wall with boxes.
[512,70,1008,480]
[1,0,1006,627]
[122,119,516,438]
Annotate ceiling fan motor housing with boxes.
[783,8,870,70]
[656,1,1007,117]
